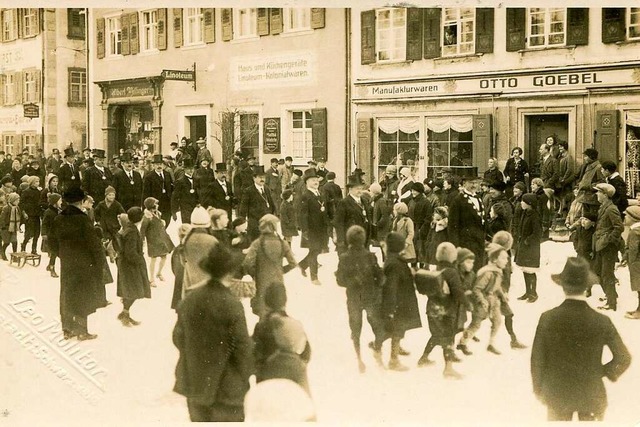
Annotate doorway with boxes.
[526,114,569,178]
[187,115,207,142]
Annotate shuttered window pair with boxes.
[98,10,167,58]
[173,8,214,47]
[0,70,41,106]
[602,8,640,43]
[2,134,42,156]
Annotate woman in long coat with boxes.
[515,194,543,303]
[391,202,416,263]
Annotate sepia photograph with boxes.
[0,1,639,425]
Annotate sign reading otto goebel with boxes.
[263,118,280,154]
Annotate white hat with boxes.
[190,206,211,227]
[244,379,316,422]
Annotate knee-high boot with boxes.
[518,273,531,300]
[527,274,538,302]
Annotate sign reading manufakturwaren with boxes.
[23,103,39,119]
[161,70,195,81]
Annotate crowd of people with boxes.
[0,133,635,422]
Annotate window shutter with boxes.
[17,135,24,154]
[269,9,282,35]
[0,75,5,106]
[360,10,376,65]
[566,8,589,46]
[406,8,423,61]
[173,9,183,47]
[121,14,130,55]
[157,8,167,50]
[311,108,328,162]
[221,9,233,41]
[595,110,619,163]
[505,8,526,52]
[14,71,22,105]
[310,8,325,29]
[32,8,41,36]
[423,8,441,59]
[475,8,494,54]
[602,8,626,44]
[257,8,269,36]
[37,134,43,151]
[15,9,22,39]
[0,11,3,42]
[129,12,139,54]
[357,117,373,179]
[473,114,493,175]
[96,17,105,59]
[34,70,41,103]
[203,8,215,43]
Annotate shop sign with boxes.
[23,103,39,118]
[106,81,154,99]
[263,118,281,154]
[355,66,640,101]
[161,69,195,81]
[230,51,316,90]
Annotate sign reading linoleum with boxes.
[230,51,316,90]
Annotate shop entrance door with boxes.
[525,114,569,178]
[187,116,207,142]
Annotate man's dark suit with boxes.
[233,167,254,195]
[448,191,485,270]
[171,175,198,225]
[82,165,113,202]
[540,155,560,189]
[238,185,274,241]
[201,179,234,220]
[58,162,81,193]
[143,170,174,227]
[112,168,143,211]
[531,299,631,421]
[321,181,343,221]
[333,194,372,253]
[297,188,329,280]
[606,174,629,218]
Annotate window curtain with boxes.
[626,111,640,128]
[426,116,472,133]
[377,117,420,134]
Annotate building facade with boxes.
[91,7,348,179]
[0,8,87,155]
[352,7,640,196]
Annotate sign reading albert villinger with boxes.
[161,69,195,81]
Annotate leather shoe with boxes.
[487,345,501,355]
[417,356,435,367]
[456,344,473,356]
[388,359,409,371]
[517,293,529,300]
[299,266,308,277]
[527,294,538,303]
[398,346,410,356]
[598,304,617,311]
[624,311,640,319]
[77,333,98,341]
[510,340,527,349]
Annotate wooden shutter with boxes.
[475,8,494,54]
[157,8,167,50]
[34,70,41,103]
[311,108,328,162]
[473,114,493,175]
[14,72,22,105]
[505,8,526,52]
[15,9,21,39]
[357,118,373,179]
[602,8,626,44]
[595,110,619,163]
[173,9,183,47]
[221,8,233,41]
[566,8,589,46]
[361,10,376,65]
[270,8,282,35]
[121,14,130,55]
[423,8,441,59]
[31,8,41,37]
[96,17,105,59]
[406,8,423,61]
[0,75,5,106]
[257,8,269,36]
[129,12,139,54]
[311,8,325,29]
[203,8,215,43]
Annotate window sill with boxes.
[67,102,86,107]
[434,53,484,63]
[615,39,640,46]
[181,42,207,50]
[280,28,314,37]
[517,45,577,54]
[67,34,86,41]
[137,49,160,56]
[103,55,123,61]
[231,35,260,44]
[370,59,413,68]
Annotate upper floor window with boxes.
[140,10,158,51]
[67,8,85,39]
[234,8,257,39]
[284,8,311,32]
[22,8,38,37]
[2,9,17,41]
[2,74,15,105]
[628,8,640,40]
[23,70,38,103]
[184,8,204,44]
[528,8,566,48]
[442,8,475,56]
[68,68,86,105]
[375,8,407,62]
[106,16,122,56]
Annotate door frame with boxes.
[518,106,576,166]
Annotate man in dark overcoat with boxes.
[112,152,143,211]
[531,257,631,421]
[82,149,113,202]
[233,155,256,196]
[48,187,104,340]
[206,162,234,221]
[448,176,486,271]
[58,147,81,193]
[143,154,173,228]
[601,160,629,219]
[238,165,274,241]
[264,158,282,216]
[333,174,372,255]
[297,169,329,285]
[171,158,198,225]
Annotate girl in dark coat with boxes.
[531,178,550,239]
[381,232,422,371]
[371,184,393,248]
[40,173,60,210]
[0,193,25,259]
[141,197,175,286]
[509,181,526,254]
[94,186,125,242]
[171,224,192,311]
[41,193,62,277]
[423,206,450,268]
[515,194,543,303]
[486,203,509,242]
[116,207,150,326]
[19,176,42,254]
[418,242,465,379]
[279,189,298,245]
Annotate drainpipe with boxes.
[344,8,351,180]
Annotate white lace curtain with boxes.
[377,117,420,134]
[426,116,473,133]
[626,111,640,128]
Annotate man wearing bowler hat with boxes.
[297,168,329,285]
[82,149,113,202]
[334,174,372,255]
[233,154,256,195]
[143,154,174,228]
[448,176,486,270]
[58,147,81,193]
[112,152,143,211]
[208,162,234,221]
[265,158,282,215]
[239,165,274,241]
[171,158,198,225]
[531,256,631,421]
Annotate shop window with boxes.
[234,8,257,39]
[376,118,419,178]
[625,112,640,197]
[239,113,260,160]
[290,111,313,161]
[68,68,86,105]
[140,10,158,51]
[22,133,38,154]
[68,8,85,39]
[106,16,122,56]
[184,8,204,45]
[442,8,475,56]
[1,74,16,106]
[284,8,310,32]
[3,134,16,155]
[375,8,407,62]
[22,8,38,37]
[2,9,17,42]
[426,116,474,178]
[23,70,38,103]
[528,8,566,48]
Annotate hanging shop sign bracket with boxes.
[161,63,196,91]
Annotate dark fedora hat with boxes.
[215,162,227,172]
[93,149,106,159]
[151,154,164,164]
[303,168,319,182]
[182,158,195,169]
[551,257,599,291]
[252,165,266,176]
[63,186,85,204]
[489,181,507,192]
[63,147,75,158]
[120,152,133,163]
[346,174,365,188]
